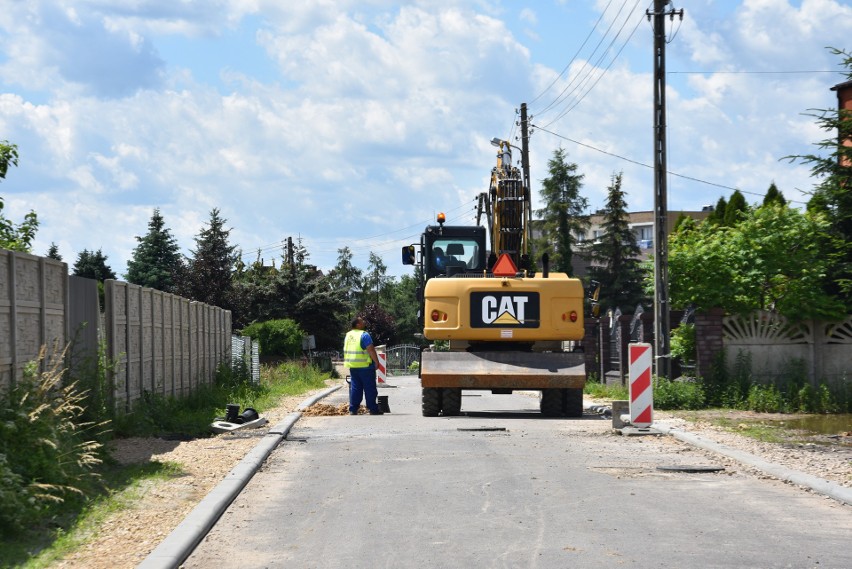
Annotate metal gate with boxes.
[609,307,622,374]
[231,335,260,384]
[630,304,645,342]
[384,344,421,375]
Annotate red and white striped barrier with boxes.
[377,352,387,384]
[628,343,653,428]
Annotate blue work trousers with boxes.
[349,366,379,413]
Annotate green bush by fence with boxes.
[241,318,305,357]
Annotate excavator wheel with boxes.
[441,388,462,416]
[562,388,584,418]
[422,387,442,417]
[539,389,563,417]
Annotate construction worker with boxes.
[343,316,382,415]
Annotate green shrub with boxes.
[670,323,696,363]
[653,377,705,410]
[408,360,420,372]
[746,384,784,413]
[241,318,305,357]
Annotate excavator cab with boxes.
[402,221,487,280]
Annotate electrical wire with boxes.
[534,0,636,119]
[528,0,615,110]
[531,124,809,205]
[238,201,477,261]
[541,0,647,129]
[668,70,841,75]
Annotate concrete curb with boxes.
[137,384,342,569]
[654,422,852,506]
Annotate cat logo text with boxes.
[470,292,540,328]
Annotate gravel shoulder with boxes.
[51,387,851,568]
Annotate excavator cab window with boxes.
[429,238,483,276]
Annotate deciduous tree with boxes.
[0,140,38,252]
[668,204,844,320]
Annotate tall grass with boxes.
[0,345,107,536]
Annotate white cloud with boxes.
[0,0,848,277]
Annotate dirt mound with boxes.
[302,403,364,416]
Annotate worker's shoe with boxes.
[369,409,383,415]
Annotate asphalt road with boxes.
[184,376,851,569]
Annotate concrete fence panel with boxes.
[723,310,851,385]
[0,249,67,390]
[104,280,231,413]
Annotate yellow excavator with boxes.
[402,137,588,417]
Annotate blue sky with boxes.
[1,0,850,279]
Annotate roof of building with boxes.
[830,79,852,92]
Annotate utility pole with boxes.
[519,103,533,259]
[648,0,682,379]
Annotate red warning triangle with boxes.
[492,253,518,277]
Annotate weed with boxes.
[654,377,705,410]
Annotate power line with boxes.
[668,70,841,74]
[541,1,647,129]
[531,124,809,205]
[528,0,616,111]
[534,0,639,119]
[536,1,648,129]
[238,203,477,261]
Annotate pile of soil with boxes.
[301,403,365,416]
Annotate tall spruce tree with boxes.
[329,246,363,317]
[586,173,645,313]
[786,47,852,305]
[706,195,727,225]
[723,190,749,227]
[534,148,589,275]
[126,208,183,292]
[73,249,116,281]
[364,251,388,308]
[762,182,787,207]
[180,208,237,309]
[45,242,62,261]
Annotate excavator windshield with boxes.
[430,239,482,273]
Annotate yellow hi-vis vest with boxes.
[344,329,371,368]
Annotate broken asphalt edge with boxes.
[653,421,852,507]
[137,384,342,569]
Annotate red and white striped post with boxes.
[628,343,653,428]
[377,352,387,384]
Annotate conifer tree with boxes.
[705,196,727,225]
[72,249,116,281]
[45,242,62,261]
[329,246,363,316]
[126,208,183,292]
[762,182,786,207]
[179,208,237,310]
[723,190,749,227]
[586,172,646,313]
[533,148,589,275]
